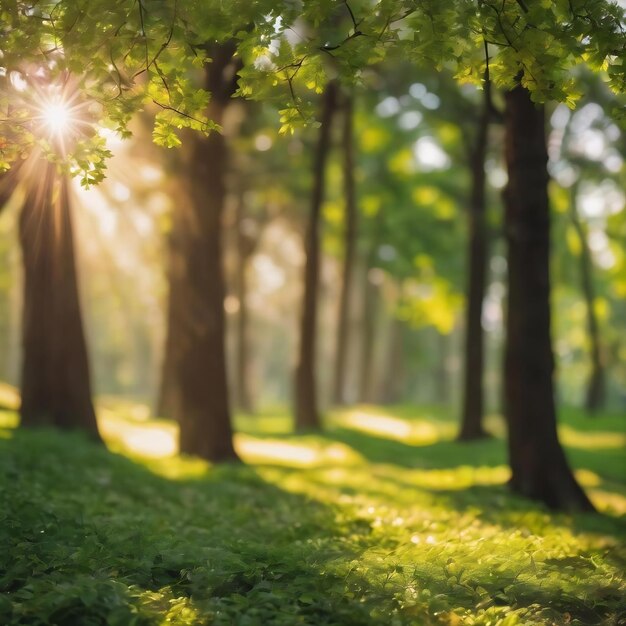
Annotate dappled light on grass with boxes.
[339,408,442,445]
[589,490,626,515]
[120,427,177,458]
[98,397,154,422]
[236,436,360,468]
[0,410,18,430]
[235,411,294,435]
[238,438,319,466]
[98,408,178,459]
[574,468,602,487]
[1,401,626,624]
[79,399,626,517]
[559,424,626,450]
[0,382,19,411]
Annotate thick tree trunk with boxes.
[166,46,239,461]
[19,167,100,439]
[333,93,358,406]
[458,87,490,440]
[235,195,255,414]
[294,81,338,430]
[503,85,593,512]
[570,187,605,413]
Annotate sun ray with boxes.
[41,100,72,135]
[25,79,95,157]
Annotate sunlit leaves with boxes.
[399,273,462,333]
[1,0,624,177]
[360,127,391,153]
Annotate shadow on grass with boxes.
[326,427,626,527]
[243,420,626,543]
[324,427,507,469]
[0,428,384,625]
[326,425,626,494]
[2,424,625,625]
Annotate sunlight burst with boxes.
[42,100,72,135]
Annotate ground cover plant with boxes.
[1,398,625,626]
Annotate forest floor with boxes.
[1,385,625,625]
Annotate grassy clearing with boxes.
[1,398,625,625]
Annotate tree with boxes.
[547,84,623,412]
[2,0,623,500]
[295,80,338,430]
[359,239,382,404]
[163,44,240,461]
[350,74,467,406]
[156,187,185,421]
[569,184,606,412]
[503,84,593,511]
[378,314,406,404]
[19,165,100,439]
[233,188,258,414]
[458,82,492,440]
[333,91,358,406]
[1,164,24,388]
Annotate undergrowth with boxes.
[0,403,625,625]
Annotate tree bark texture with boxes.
[570,187,605,413]
[503,85,593,512]
[295,81,338,430]
[458,86,491,440]
[333,92,358,406]
[166,44,239,461]
[19,167,100,440]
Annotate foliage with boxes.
[548,77,626,405]
[1,0,624,180]
[0,403,625,625]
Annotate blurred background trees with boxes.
[0,0,624,511]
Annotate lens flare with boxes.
[42,100,72,135]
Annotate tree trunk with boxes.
[0,170,20,384]
[294,81,338,430]
[435,331,451,406]
[167,45,239,461]
[19,167,100,439]
[458,87,490,440]
[503,85,593,512]
[333,92,358,406]
[235,195,255,414]
[359,263,379,404]
[156,228,182,419]
[569,186,605,413]
[378,316,405,405]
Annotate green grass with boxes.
[1,401,625,625]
